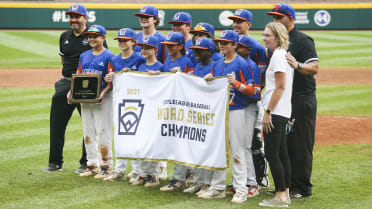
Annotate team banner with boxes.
[113,72,230,170]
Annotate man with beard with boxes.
[45,4,107,173]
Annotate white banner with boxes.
[113,72,229,170]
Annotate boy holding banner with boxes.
[200,30,255,203]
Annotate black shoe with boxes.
[44,163,63,172]
[75,164,87,174]
[266,190,276,195]
[290,191,312,199]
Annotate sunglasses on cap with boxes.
[272,5,292,17]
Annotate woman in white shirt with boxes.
[259,22,294,208]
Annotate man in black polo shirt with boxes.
[45,4,107,173]
[267,4,319,198]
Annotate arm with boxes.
[227,71,255,96]
[286,52,319,75]
[262,72,286,133]
[60,56,64,65]
[97,85,113,104]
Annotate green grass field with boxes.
[0,30,372,69]
[0,30,371,208]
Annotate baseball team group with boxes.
[44,3,319,207]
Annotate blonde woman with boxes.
[259,22,293,207]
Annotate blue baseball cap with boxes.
[238,35,254,49]
[114,28,136,40]
[228,9,253,22]
[267,4,296,20]
[160,32,185,45]
[66,4,87,17]
[190,22,215,37]
[168,12,192,25]
[136,35,159,49]
[134,5,158,18]
[214,30,239,43]
[84,25,106,36]
[189,37,215,51]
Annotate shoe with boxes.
[247,185,260,198]
[75,164,87,174]
[231,191,248,203]
[129,173,140,183]
[131,176,146,186]
[159,167,168,180]
[266,190,276,195]
[80,167,99,177]
[290,192,311,199]
[259,197,288,207]
[144,175,160,187]
[104,171,125,182]
[183,184,202,193]
[44,163,63,173]
[94,168,112,179]
[127,171,135,178]
[160,179,185,191]
[198,189,226,199]
[225,187,235,196]
[195,185,210,196]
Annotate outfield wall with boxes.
[1,3,372,30]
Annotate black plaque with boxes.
[71,74,102,103]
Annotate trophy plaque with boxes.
[71,74,102,103]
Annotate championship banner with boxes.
[113,72,230,170]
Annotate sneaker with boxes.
[80,167,99,177]
[231,191,248,203]
[290,192,311,199]
[160,179,185,191]
[144,175,160,187]
[44,163,63,173]
[198,189,226,199]
[131,176,146,186]
[259,198,288,207]
[75,164,87,174]
[129,173,140,183]
[195,185,210,196]
[94,168,112,179]
[247,185,260,198]
[159,167,168,180]
[225,187,235,196]
[266,190,276,195]
[183,184,202,193]
[103,171,125,182]
[127,171,135,178]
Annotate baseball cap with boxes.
[84,25,106,36]
[189,38,215,51]
[136,35,159,49]
[168,12,192,25]
[267,4,296,20]
[134,5,158,18]
[66,4,87,17]
[238,35,253,49]
[190,22,215,37]
[114,28,136,40]
[228,9,253,22]
[214,30,239,43]
[160,32,185,45]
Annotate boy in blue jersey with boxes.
[67,25,115,179]
[169,12,193,56]
[137,35,163,75]
[228,9,268,72]
[199,30,255,203]
[134,6,167,63]
[160,32,194,74]
[103,28,145,182]
[189,22,223,65]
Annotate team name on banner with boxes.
[113,72,230,170]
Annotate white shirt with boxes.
[262,48,294,118]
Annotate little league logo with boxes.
[174,13,181,20]
[314,10,331,27]
[195,38,202,46]
[119,28,127,36]
[118,99,145,135]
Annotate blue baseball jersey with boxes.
[135,31,166,63]
[185,39,193,55]
[77,49,115,90]
[189,51,224,66]
[212,55,254,110]
[249,39,268,71]
[138,61,164,72]
[108,53,145,73]
[246,57,262,101]
[193,61,215,78]
[162,55,194,73]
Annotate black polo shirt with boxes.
[59,28,108,78]
[288,27,318,96]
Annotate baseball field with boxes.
[0,30,371,208]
